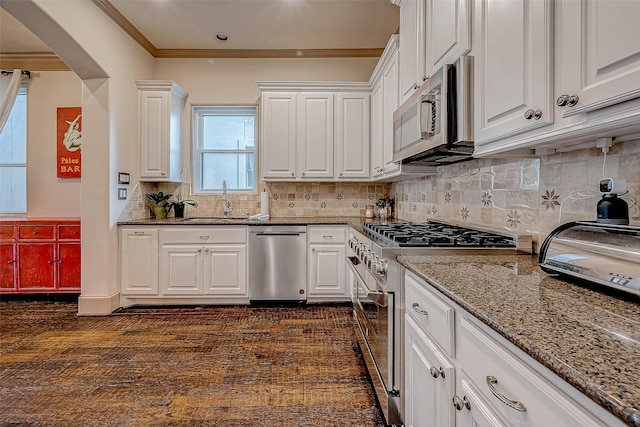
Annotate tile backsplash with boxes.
[119,139,639,251]
[392,139,640,248]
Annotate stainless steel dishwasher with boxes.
[248,225,307,302]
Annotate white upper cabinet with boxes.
[473,0,554,146]
[556,0,640,117]
[424,0,472,78]
[335,93,371,179]
[260,92,297,180]
[136,81,188,182]
[398,0,426,103]
[297,93,334,179]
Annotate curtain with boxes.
[0,69,24,134]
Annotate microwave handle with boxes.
[422,99,436,138]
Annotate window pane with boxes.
[202,115,255,150]
[0,90,27,163]
[201,152,255,191]
[0,166,26,213]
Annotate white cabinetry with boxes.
[403,271,624,427]
[160,228,248,298]
[335,93,370,179]
[261,92,297,179]
[120,228,159,295]
[424,0,471,78]
[307,226,348,302]
[473,0,554,146]
[398,0,426,103]
[259,84,370,181]
[136,81,188,182]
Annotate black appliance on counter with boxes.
[539,221,640,297]
[348,220,532,426]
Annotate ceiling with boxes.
[0,0,399,61]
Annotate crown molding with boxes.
[0,53,70,71]
[91,0,157,56]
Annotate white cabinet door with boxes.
[371,81,385,178]
[308,244,346,297]
[160,245,202,295]
[203,245,247,296]
[425,0,471,77]
[556,0,640,117]
[474,0,554,146]
[381,53,400,175]
[399,0,426,103]
[297,93,334,179]
[120,228,159,295]
[136,81,187,182]
[335,93,370,179]
[261,92,297,180]
[405,315,455,427]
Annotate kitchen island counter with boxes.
[398,254,640,426]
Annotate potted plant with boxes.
[145,191,172,219]
[169,196,198,218]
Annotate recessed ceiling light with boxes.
[215,33,229,42]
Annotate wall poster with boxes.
[57,107,82,178]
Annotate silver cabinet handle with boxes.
[486,376,527,412]
[557,94,579,107]
[199,235,210,240]
[452,395,470,411]
[524,109,542,120]
[430,366,445,378]
[411,302,428,316]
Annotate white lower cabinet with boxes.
[403,271,624,427]
[405,315,455,427]
[307,226,348,302]
[120,228,159,295]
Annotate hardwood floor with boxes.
[0,301,384,426]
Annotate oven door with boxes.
[347,256,395,394]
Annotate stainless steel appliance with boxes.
[539,221,640,296]
[393,56,474,166]
[249,225,307,302]
[348,220,532,426]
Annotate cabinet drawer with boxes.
[0,225,15,240]
[405,272,455,357]
[59,225,81,240]
[308,226,346,244]
[18,225,55,240]
[160,227,247,244]
[459,318,607,427]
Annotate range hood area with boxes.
[393,56,475,167]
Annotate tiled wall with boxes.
[119,181,392,220]
[392,139,640,247]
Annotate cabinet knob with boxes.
[291,172,295,177]
[557,94,579,107]
[452,395,471,411]
[524,109,542,120]
[58,260,63,264]
[48,260,54,264]
[302,172,306,176]
[161,172,166,176]
[429,366,445,379]
[486,375,527,412]
[7,260,15,264]
[413,83,419,90]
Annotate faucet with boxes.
[222,180,233,217]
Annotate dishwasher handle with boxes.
[254,232,305,237]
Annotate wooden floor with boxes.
[0,300,384,426]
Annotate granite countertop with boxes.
[398,254,640,426]
[118,216,359,226]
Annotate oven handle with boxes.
[347,256,389,308]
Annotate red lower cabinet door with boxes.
[0,244,16,291]
[18,244,56,290]
[58,243,81,291]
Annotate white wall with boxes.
[23,71,82,217]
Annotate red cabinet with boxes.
[0,219,81,293]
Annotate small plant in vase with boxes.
[169,196,198,218]
[145,191,172,219]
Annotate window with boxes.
[0,85,27,214]
[193,106,256,193]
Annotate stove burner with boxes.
[363,221,516,248]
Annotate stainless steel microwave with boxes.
[392,56,474,165]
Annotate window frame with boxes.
[0,84,28,215]
[192,105,257,194]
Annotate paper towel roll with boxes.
[260,191,270,215]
